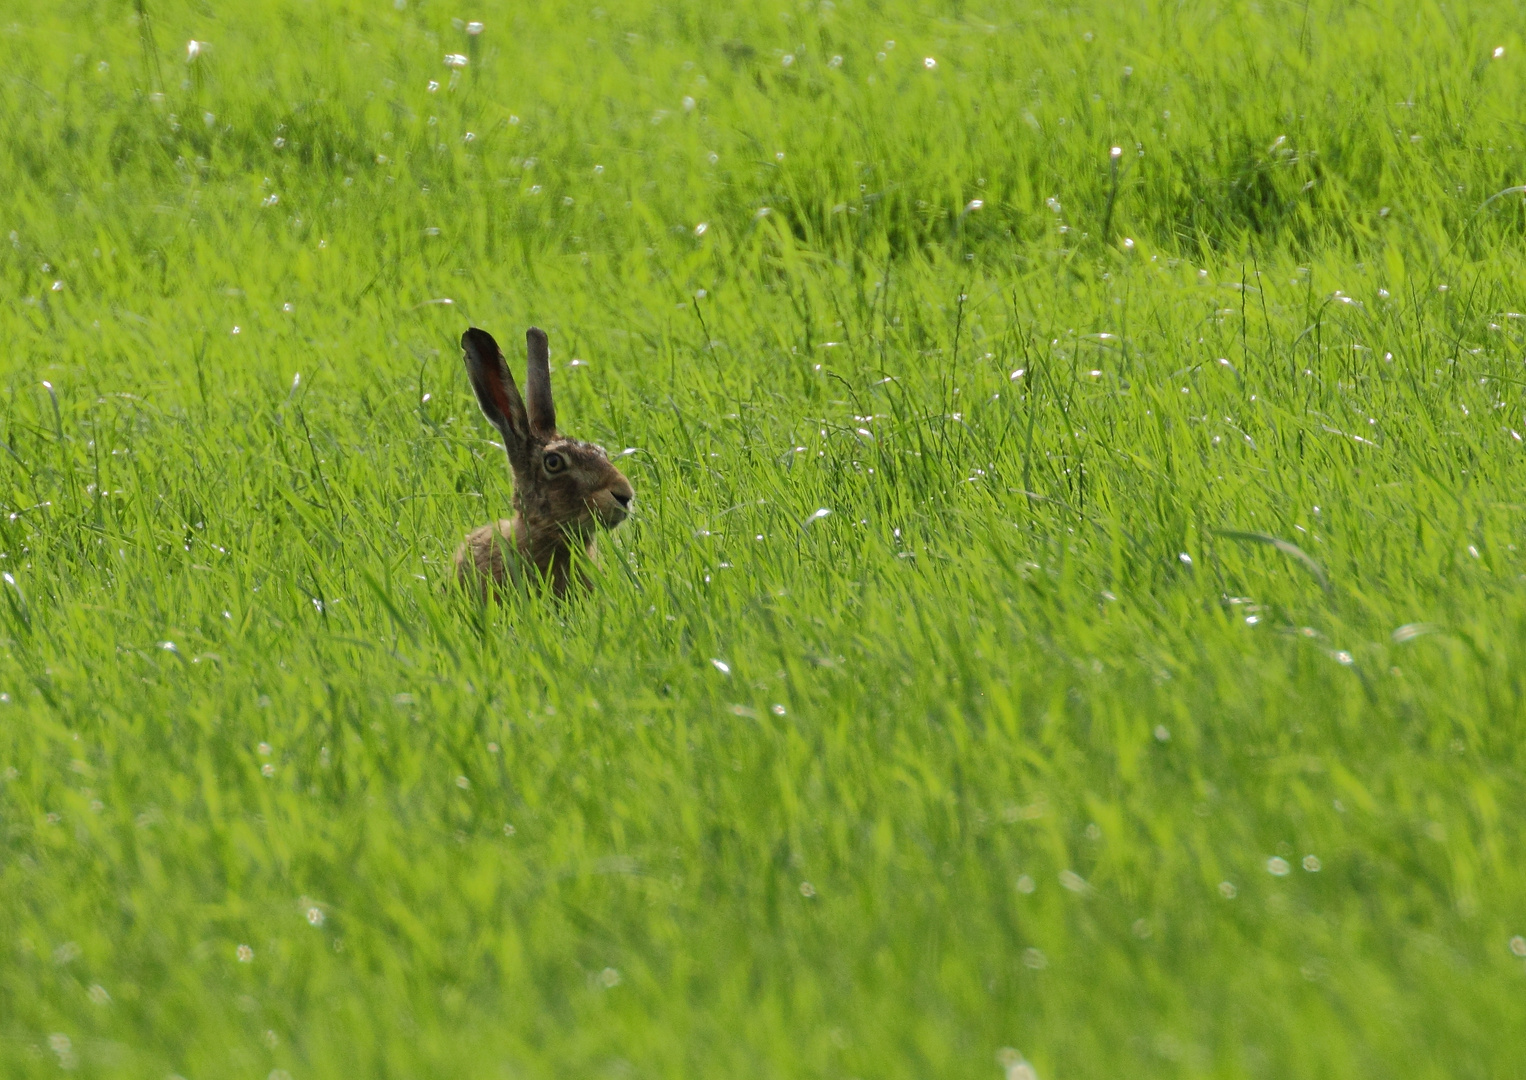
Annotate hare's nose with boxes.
[612,491,632,509]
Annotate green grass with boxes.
[4,0,1526,1075]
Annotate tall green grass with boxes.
[3,0,1526,1076]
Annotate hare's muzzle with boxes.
[593,475,635,528]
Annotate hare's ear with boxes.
[525,326,557,436]
[462,328,530,459]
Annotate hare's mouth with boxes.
[590,487,633,528]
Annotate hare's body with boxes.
[454,327,633,599]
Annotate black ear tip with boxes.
[462,326,496,351]
[526,326,548,349]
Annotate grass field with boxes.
[4,0,1526,1076]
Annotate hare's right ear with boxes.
[462,327,531,460]
[524,326,557,436]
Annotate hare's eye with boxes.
[543,451,566,474]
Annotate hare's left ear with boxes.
[525,326,557,437]
[462,327,531,464]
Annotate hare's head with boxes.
[462,326,633,539]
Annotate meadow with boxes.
[3,0,1526,1075]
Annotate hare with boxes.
[454,326,634,598]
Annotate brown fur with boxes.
[453,327,633,599]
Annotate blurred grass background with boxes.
[3,0,1526,1076]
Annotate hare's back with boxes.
[454,519,518,595]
